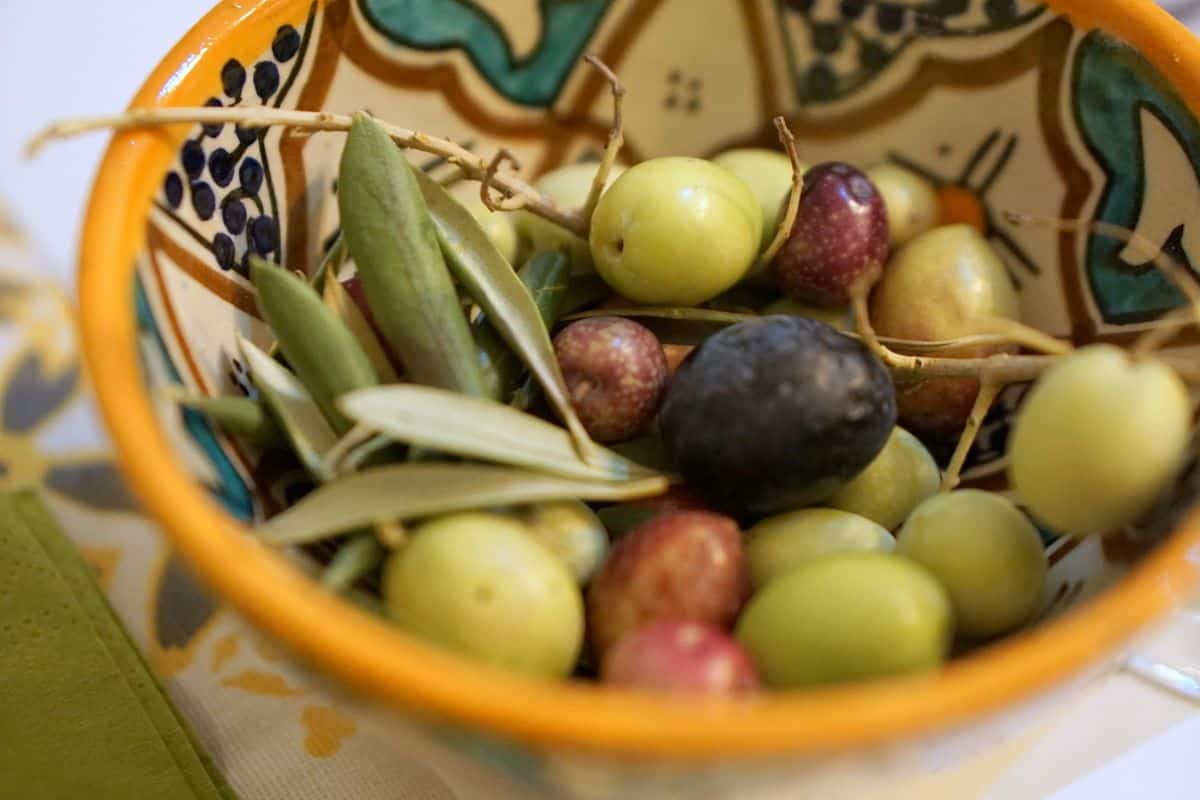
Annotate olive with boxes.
[897,491,1048,638]
[589,157,762,305]
[383,512,583,678]
[601,620,760,693]
[517,500,609,584]
[553,317,669,444]
[659,316,897,517]
[771,162,889,307]
[736,553,952,688]
[870,225,1019,438]
[827,427,940,530]
[867,163,939,247]
[745,508,894,589]
[587,511,747,657]
[711,147,806,254]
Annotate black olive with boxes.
[659,316,896,518]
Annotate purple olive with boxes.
[553,317,668,444]
[770,162,890,307]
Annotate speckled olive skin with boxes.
[660,316,897,517]
[587,511,747,657]
[553,317,669,444]
[771,162,890,307]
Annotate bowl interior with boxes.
[89,0,1200,758]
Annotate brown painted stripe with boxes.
[148,215,260,319]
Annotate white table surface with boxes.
[1,3,1197,798]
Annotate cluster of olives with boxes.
[382,143,1194,694]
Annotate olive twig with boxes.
[322,422,378,477]
[578,54,626,225]
[756,116,804,270]
[941,379,1002,492]
[851,289,1055,383]
[1134,305,1197,357]
[971,315,1074,356]
[481,148,528,212]
[27,105,587,238]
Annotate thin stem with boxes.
[756,117,804,270]
[852,289,1055,383]
[321,422,378,477]
[1134,305,1196,357]
[480,148,527,212]
[28,105,587,238]
[941,380,1002,492]
[972,315,1073,356]
[578,54,626,225]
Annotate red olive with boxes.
[587,510,747,656]
[601,620,760,693]
[771,162,889,307]
[553,317,669,444]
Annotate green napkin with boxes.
[0,489,238,800]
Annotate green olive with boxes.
[712,148,805,254]
[383,512,583,678]
[589,157,762,306]
[736,553,952,687]
[897,490,1047,638]
[828,427,940,530]
[867,164,939,247]
[1009,345,1192,534]
[745,508,894,589]
[517,500,610,584]
[761,297,852,331]
[515,162,626,272]
[464,198,520,265]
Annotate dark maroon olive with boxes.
[553,317,668,444]
[771,162,889,307]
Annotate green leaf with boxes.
[411,166,603,462]
[338,113,488,397]
[338,384,656,482]
[472,250,571,400]
[238,335,338,481]
[160,388,285,448]
[250,257,378,433]
[322,270,401,384]
[261,463,669,544]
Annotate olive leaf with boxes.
[250,257,378,433]
[338,114,489,398]
[159,387,285,448]
[322,270,401,384]
[261,463,670,545]
[238,334,338,481]
[411,166,603,463]
[472,250,571,400]
[338,384,657,482]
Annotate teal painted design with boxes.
[1073,31,1200,324]
[358,0,610,108]
[134,278,255,521]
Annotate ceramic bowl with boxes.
[80,1,1200,797]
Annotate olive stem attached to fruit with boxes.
[755,117,805,270]
[940,379,1002,492]
[971,316,1074,356]
[375,519,409,549]
[578,55,627,227]
[27,105,590,238]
